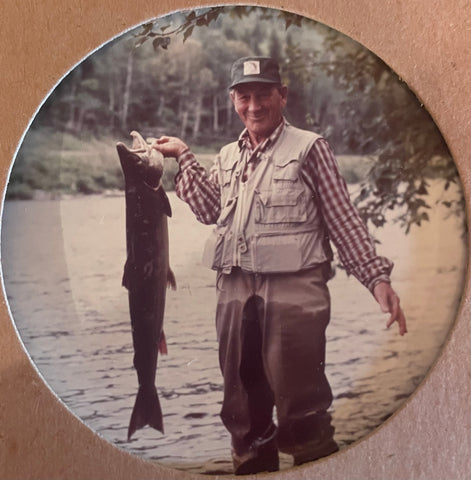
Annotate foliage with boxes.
[7,130,125,199]
[7,6,464,235]
[6,129,218,199]
[133,7,305,52]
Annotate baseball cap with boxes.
[229,56,282,89]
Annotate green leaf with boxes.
[206,7,222,24]
[416,182,428,195]
[138,22,154,37]
[183,25,194,43]
[186,11,197,21]
[196,15,208,26]
[152,37,171,51]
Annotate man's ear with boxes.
[229,89,236,105]
[280,85,288,106]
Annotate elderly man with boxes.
[153,56,407,475]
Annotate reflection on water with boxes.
[0,189,466,474]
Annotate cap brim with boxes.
[229,77,280,90]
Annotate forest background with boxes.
[7,6,461,233]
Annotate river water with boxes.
[0,188,466,474]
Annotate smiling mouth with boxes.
[248,115,266,121]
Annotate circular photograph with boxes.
[1,6,466,476]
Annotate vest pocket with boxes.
[220,158,239,186]
[202,228,233,271]
[221,168,234,187]
[255,189,307,224]
[202,229,222,269]
[273,158,300,183]
[251,232,303,272]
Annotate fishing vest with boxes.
[202,124,332,274]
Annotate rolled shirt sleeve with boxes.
[174,149,221,225]
[302,138,393,292]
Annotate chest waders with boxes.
[207,126,339,474]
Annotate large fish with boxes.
[116,131,176,440]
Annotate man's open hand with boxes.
[373,281,407,336]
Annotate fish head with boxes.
[141,148,165,189]
[117,131,165,189]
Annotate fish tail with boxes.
[127,385,164,440]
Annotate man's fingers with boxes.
[397,308,408,336]
[151,137,168,148]
[389,293,399,319]
[386,304,407,336]
[374,282,407,335]
[151,136,188,158]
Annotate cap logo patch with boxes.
[243,60,261,76]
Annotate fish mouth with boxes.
[130,130,150,152]
[117,134,164,189]
[116,142,146,154]
[117,131,161,156]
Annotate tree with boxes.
[132,5,463,234]
[318,28,462,232]
[12,4,462,224]
[268,29,282,62]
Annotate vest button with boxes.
[237,235,248,253]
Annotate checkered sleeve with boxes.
[303,138,393,292]
[174,149,221,225]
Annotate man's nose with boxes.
[247,96,262,111]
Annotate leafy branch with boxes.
[134,6,306,51]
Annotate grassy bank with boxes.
[5,128,373,200]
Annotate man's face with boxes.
[230,83,288,144]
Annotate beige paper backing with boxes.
[0,1,470,479]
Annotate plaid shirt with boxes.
[175,120,392,291]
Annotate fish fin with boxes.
[167,268,177,291]
[159,331,168,355]
[127,386,164,440]
[122,259,132,290]
[158,187,172,217]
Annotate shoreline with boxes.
[4,189,127,202]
